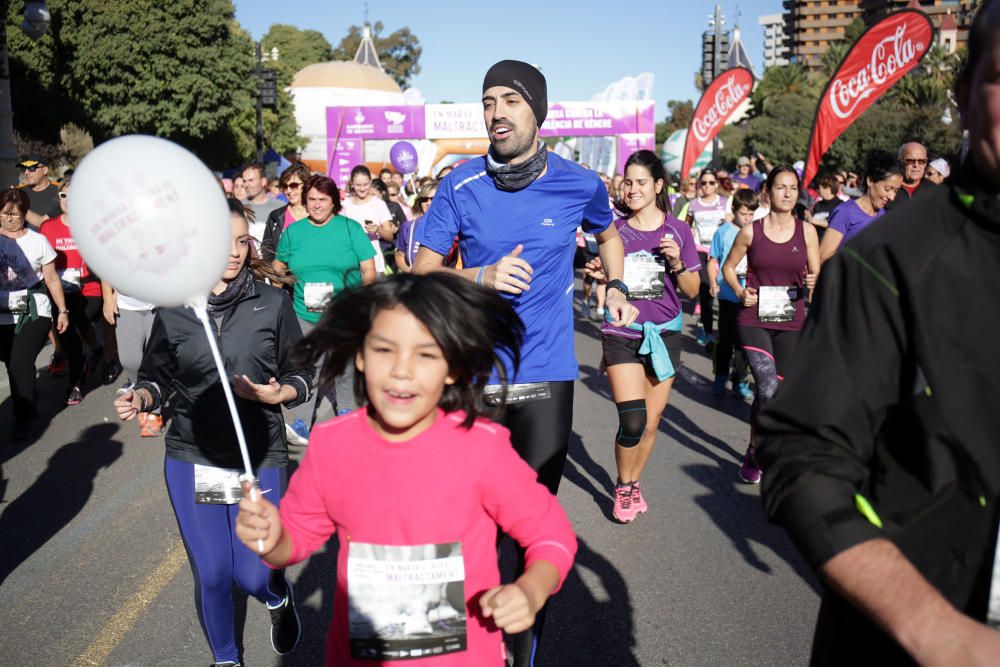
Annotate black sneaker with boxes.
[66,386,83,406]
[268,579,301,655]
[209,662,240,667]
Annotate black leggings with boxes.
[0,317,52,421]
[58,291,98,387]
[714,299,749,381]
[737,326,800,424]
[697,251,714,335]
[499,380,574,666]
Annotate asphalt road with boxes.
[0,301,819,666]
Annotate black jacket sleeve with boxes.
[756,242,910,570]
[274,290,312,408]
[261,205,288,263]
[133,311,177,412]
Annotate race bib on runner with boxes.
[304,282,334,313]
[623,250,665,301]
[3,290,29,314]
[483,382,552,407]
[694,210,726,245]
[348,541,467,661]
[61,267,81,289]
[758,285,797,323]
[193,464,243,504]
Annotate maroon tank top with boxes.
[737,218,808,331]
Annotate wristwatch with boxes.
[606,279,629,297]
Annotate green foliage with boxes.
[743,93,816,165]
[7,0,262,167]
[750,64,816,116]
[656,100,694,144]
[331,21,422,89]
[261,24,334,86]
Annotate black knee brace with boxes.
[615,399,646,447]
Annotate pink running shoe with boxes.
[739,445,762,484]
[613,484,637,523]
[630,482,648,515]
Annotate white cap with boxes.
[929,158,950,179]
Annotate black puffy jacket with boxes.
[135,280,312,469]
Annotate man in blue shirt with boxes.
[413,59,636,666]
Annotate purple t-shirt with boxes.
[731,173,762,190]
[395,217,421,266]
[828,198,882,242]
[688,195,731,252]
[600,215,701,340]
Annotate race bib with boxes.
[735,255,748,278]
[304,282,334,313]
[694,210,726,245]
[583,233,599,255]
[348,541,467,661]
[623,250,665,301]
[3,290,29,314]
[483,382,552,407]
[193,464,243,504]
[61,267,81,289]
[758,285,797,323]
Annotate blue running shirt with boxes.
[416,153,612,383]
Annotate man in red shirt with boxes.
[887,141,936,209]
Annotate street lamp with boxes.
[1,1,52,185]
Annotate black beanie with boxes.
[482,60,548,127]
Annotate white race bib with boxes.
[694,210,726,245]
[61,267,81,289]
[304,282,334,313]
[4,290,29,314]
[193,464,243,504]
[758,285,797,323]
[623,250,666,301]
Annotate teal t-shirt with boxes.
[709,222,746,303]
[276,215,376,322]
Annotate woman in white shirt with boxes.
[340,166,395,275]
[0,188,69,439]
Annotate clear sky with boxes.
[233,0,784,117]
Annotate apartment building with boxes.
[758,13,789,68]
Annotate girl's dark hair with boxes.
[1,187,29,215]
[350,165,372,183]
[765,164,800,193]
[226,197,291,285]
[861,150,904,193]
[294,273,524,428]
[369,177,390,202]
[302,175,342,215]
[617,150,670,216]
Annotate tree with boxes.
[261,24,334,85]
[750,64,815,115]
[7,0,259,168]
[331,21,422,89]
[656,99,694,143]
[743,93,816,165]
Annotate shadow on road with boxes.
[281,540,339,666]
[563,431,616,521]
[536,537,640,665]
[0,423,123,586]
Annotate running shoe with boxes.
[285,419,310,446]
[66,386,83,406]
[580,301,590,320]
[139,412,163,437]
[631,482,648,515]
[695,326,715,347]
[48,353,67,376]
[612,483,637,523]
[210,662,241,667]
[336,409,352,416]
[733,381,754,400]
[116,381,134,397]
[712,375,727,396]
[268,579,301,655]
[592,307,605,323]
[103,358,122,385]
[739,445,762,484]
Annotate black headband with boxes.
[482,60,548,127]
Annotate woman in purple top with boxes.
[588,151,700,523]
[723,166,820,485]
[819,151,903,263]
[394,181,438,273]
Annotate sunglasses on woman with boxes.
[283,182,302,191]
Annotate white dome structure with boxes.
[290,25,407,169]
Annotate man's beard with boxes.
[490,121,537,162]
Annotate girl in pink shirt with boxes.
[236,273,577,666]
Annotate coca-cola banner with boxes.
[803,9,933,186]
[681,67,754,179]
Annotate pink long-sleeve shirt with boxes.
[277,409,577,666]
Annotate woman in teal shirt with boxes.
[273,175,375,442]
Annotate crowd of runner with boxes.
[1,13,996,662]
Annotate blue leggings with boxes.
[164,457,286,663]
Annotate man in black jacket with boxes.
[757,2,1000,663]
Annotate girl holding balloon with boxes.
[114,198,312,665]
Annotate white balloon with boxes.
[68,135,230,307]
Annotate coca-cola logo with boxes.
[829,23,925,120]
[692,74,750,142]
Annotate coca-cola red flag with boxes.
[803,9,933,187]
[681,67,754,179]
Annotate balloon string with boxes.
[189,297,265,553]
